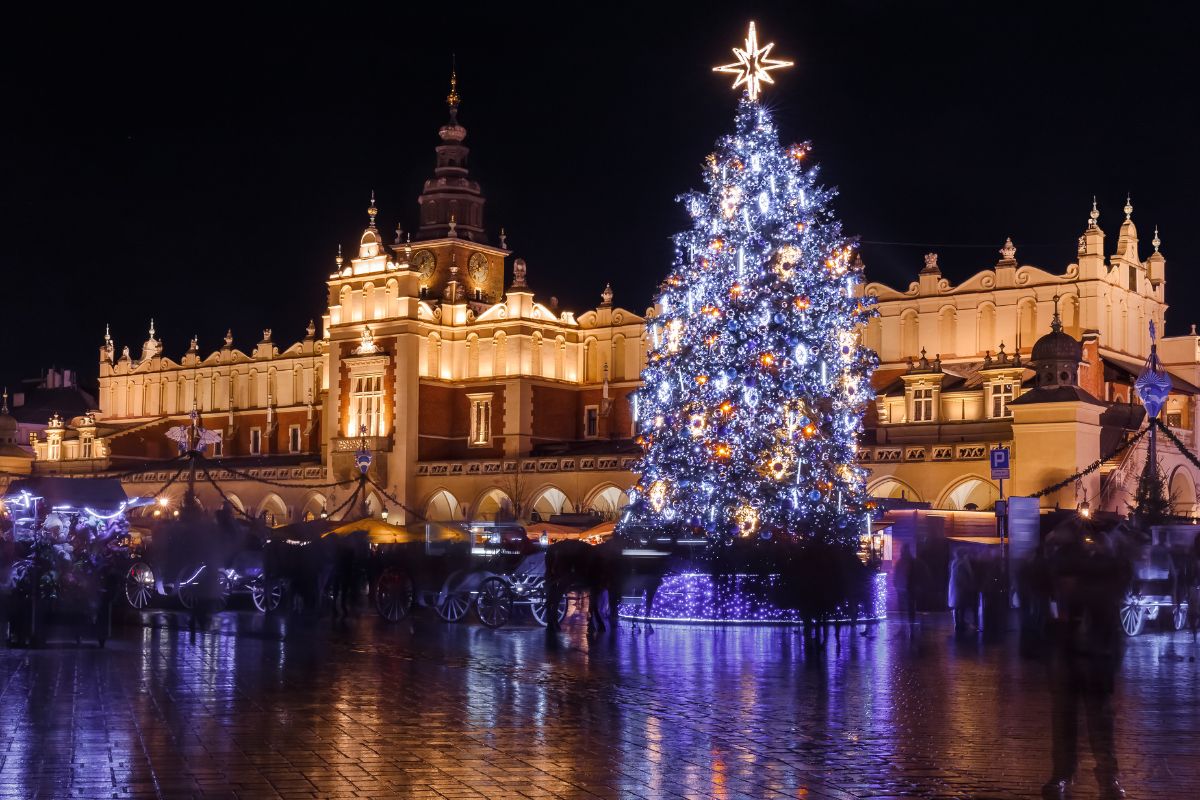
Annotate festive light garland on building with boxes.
[624,32,877,547]
[1030,424,1149,499]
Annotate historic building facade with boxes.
[17,82,1200,525]
[25,82,645,526]
[860,200,1200,516]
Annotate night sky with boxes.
[2,2,1196,394]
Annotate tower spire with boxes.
[367,190,378,229]
[1124,193,1133,220]
[1050,294,1062,333]
[447,55,460,122]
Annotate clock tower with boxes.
[417,69,487,244]
[407,70,507,304]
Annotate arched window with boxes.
[426,333,441,378]
[612,335,626,380]
[938,307,957,357]
[467,335,480,378]
[977,303,997,355]
[864,316,882,355]
[900,311,919,359]
[1062,295,1081,338]
[554,336,566,380]
[531,332,543,377]
[1017,298,1038,350]
[493,331,507,376]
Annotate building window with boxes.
[289,425,302,453]
[212,438,223,457]
[80,434,93,459]
[474,288,483,301]
[468,393,493,447]
[419,286,428,299]
[250,428,262,455]
[912,388,934,422]
[1129,265,1137,291]
[1167,411,1183,428]
[584,405,599,438]
[47,438,61,461]
[350,374,384,437]
[991,383,1015,418]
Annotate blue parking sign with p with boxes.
[990,447,1010,479]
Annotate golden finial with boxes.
[367,190,378,228]
[447,56,460,109]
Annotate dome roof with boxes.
[0,411,17,440]
[1031,327,1081,364]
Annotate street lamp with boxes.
[381,509,389,522]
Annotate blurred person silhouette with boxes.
[1041,522,1131,800]
[892,543,929,625]
[948,549,976,634]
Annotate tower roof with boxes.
[416,68,488,243]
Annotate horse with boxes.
[544,534,672,636]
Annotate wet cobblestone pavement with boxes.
[1,610,1198,799]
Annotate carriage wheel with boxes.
[435,592,473,623]
[176,565,203,610]
[1172,604,1188,631]
[375,567,414,622]
[125,562,155,609]
[215,570,233,612]
[250,577,285,613]
[1120,603,1145,636]
[529,580,568,627]
[476,577,513,628]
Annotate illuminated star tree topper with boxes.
[713,21,793,102]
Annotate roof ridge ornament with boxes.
[713,21,793,102]
[1152,226,1161,253]
[1124,193,1133,220]
[1050,294,1062,333]
[367,191,378,229]
[1089,196,1100,228]
[1000,236,1016,262]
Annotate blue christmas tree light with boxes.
[624,25,877,547]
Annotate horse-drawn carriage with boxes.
[122,510,271,612]
[329,520,566,628]
[1118,524,1195,636]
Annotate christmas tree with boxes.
[624,24,877,547]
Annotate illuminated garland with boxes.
[1030,424,1150,499]
[617,571,887,624]
[367,475,428,522]
[1151,417,1200,472]
[625,96,876,546]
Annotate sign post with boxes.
[990,447,1012,607]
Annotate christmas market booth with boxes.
[1,476,134,647]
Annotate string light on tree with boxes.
[625,23,877,547]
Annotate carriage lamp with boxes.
[320,508,328,519]
[157,497,169,507]
[1078,491,1091,520]
[381,509,389,522]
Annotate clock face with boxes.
[468,252,489,284]
[413,250,436,282]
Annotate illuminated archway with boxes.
[529,486,573,520]
[937,477,1000,511]
[423,489,463,522]
[868,477,922,503]
[257,493,289,527]
[472,488,513,521]
[585,484,630,519]
[1170,466,1198,517]
[301,492,327,522]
